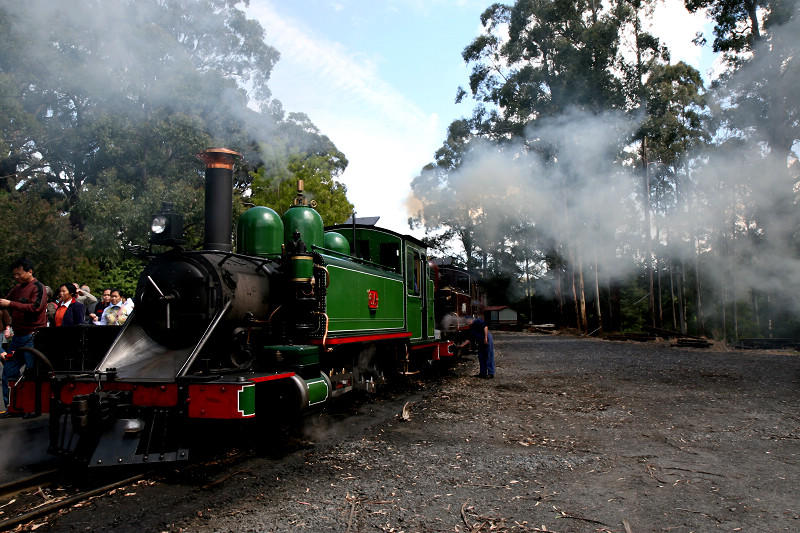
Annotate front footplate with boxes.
[49,400,189,467]
[88,418,189,466]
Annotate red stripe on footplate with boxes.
[248,372,296,383]
[411,342,439,350]
[313,332,412,345]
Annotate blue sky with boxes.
[246,0,713,235]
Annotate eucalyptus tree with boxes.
[636,62,709,333]
[409,119,485,272]
[458,0,630,331]
[0,0,351,285]
[250,111,352,225]
[686,0,799,338]
[0,0,278,245]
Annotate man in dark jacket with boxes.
[0,258,47,410]
[460,316,495,379]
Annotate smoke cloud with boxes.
[2,0,281,152]
[411,7,800,329]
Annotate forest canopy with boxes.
[0,0,353,296]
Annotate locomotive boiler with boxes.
[10,148,455,467]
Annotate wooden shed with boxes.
[483,306,518,329]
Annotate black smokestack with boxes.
[196,148,241,252]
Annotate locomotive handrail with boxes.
[314,264,330,288]
[313,245,399,273]
[211,250,281,269]
[146,275,175,329]
[177,299,233,378]
[312,245,355,261]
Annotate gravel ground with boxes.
[36,333,800,532]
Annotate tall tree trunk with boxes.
[751,290,760,336]
[556,260,565,328]
[525,249,532,324]
[767,292,774,338]
[561,185,581,330]
[731,225,738,341]
[694,236,705,336]
[721,281,728,342]
[577,246,587,334]
[593,240,602,334]
[745,0,761,44]
[677,160,689,335]
[656,240,663,329]
[643,139,655,327]
[570,254,581,331]
[678,260,687,334]
[669,262,678,332]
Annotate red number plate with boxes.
[367,289,379,309]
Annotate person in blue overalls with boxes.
[460,316,495,379]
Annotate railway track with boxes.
[0,444,258,531]
[0,469,145,531]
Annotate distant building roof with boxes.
[484,306,509,311]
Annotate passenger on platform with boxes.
[74,284,97,317]
[123,294,134,315]
[1,310,11,347]
[0,258,48,415]
[92,289,130,325]
[93,288,112,317]
[44,285,56,325]
[51,284,86,327]
[0,311,7,413]
[459,316,495,379]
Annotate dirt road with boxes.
[39,334,800,532]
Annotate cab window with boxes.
[406,249,422,296]
[380,242,400,271]
[356,240,371,261]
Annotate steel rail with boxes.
[0,469,59,500]
[0,473,145,531]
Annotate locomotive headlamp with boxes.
[149,202,185,246]
[151,215,168,234]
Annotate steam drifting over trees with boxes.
[409,0,800,340]
[0,0,352,293]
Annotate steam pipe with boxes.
[197,148,241,252]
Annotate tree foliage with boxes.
[414,0,800,339]
[0,193,86,295]
[0,0,352,293]
[250,111,352,225]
